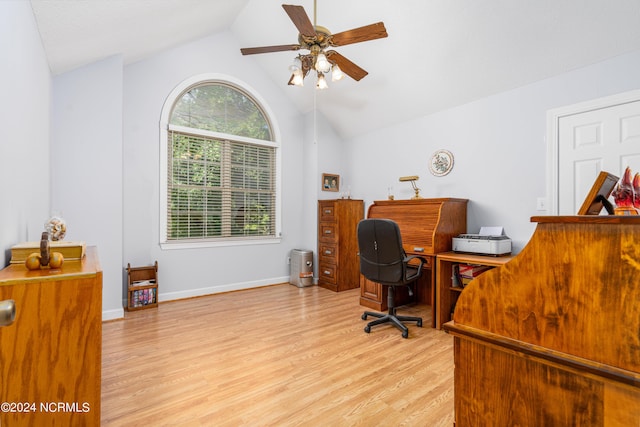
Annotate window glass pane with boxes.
[170,84,272,141]
[168,132,225,240]
[231,191,274,237]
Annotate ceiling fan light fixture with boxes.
[289,56,302,72]
[291,70,304,86]
[315,52,331,73]
[331,64,344,81]
[316,72,328,90]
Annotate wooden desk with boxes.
[435,251,514,329]
[360,198,467,328]
[444,216,640,426]
[0,247,102,426]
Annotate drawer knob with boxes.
[324,250,332,255]
[323,270,331,275]
[324,230,332,234]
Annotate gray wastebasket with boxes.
[289,249,313,287]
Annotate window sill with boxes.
[160,237,282,250]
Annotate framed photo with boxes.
[577,171,618,215]
[322,173,340,192]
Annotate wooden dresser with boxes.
[0,247,102,426]
[444,216,640,426]
[318,199,364,292]
[361,198,468,327]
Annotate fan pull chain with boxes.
[313,85,317,144]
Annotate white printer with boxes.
[452,226,512,256]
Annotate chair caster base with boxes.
[361,310,422,338]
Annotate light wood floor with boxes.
[101,284,454,426]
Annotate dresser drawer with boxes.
[319,203,336,222]
[318,243,337,262]
[318,223,337,242]
[318,263,336,284]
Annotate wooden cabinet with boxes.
[360,198,468,327]
[444,216,640,426]
[435,251,513,329]
[317,199,364,292]
[0,247,102,426]
[126,261,158,311]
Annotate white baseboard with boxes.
[159,276,290,302]
[106,276,289,321]
[102,307,125,321]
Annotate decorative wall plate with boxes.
[429,149,454,176]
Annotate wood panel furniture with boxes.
[126,261,159,310]
[444,216,640,426]
[435,251,514,329]
[317,199,364,292]
[361,198,468,328]
[0,246,102,426]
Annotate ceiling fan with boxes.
[240,2,388,88]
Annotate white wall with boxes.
[122,31,307,302]
[51,56,124,320]
[0,1,51,266]
[347,50,640,252]
[300,105,347,279]
[316,100,348,201]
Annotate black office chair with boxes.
[358,218,425,338]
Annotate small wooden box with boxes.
[11,240,86,263]
[126,261,158,311]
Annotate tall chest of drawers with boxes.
[317,199,364,292]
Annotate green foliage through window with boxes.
[171,84,271,140]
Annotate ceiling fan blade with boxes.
[282,4,316,38]
[326,51,368,81]
[240,44,301,55]
[330,22,388,46]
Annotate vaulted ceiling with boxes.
[30,0,640,139]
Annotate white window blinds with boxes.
[167,129,276,240]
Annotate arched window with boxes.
[160,75,280,247]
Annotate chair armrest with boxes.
[404,255,427,277]
[404,254,426,264]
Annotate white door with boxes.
[548,91,640,215]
